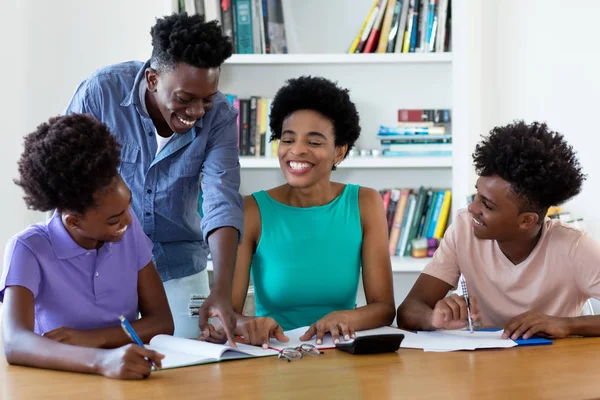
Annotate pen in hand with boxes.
[460,277,474,333]
[119,315,157,369]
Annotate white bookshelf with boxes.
[240,156,453,169]
[206,257,429,273]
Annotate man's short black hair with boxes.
[473,120,586,216]
[150,13,233,71]
[15,114,121,214]
[269,76,361,167]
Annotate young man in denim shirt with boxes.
[65,14,242,342]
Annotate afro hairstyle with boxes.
[473,120,586,214]
[269,76,361,166]
[150,12,232,71]
[15,114,122,214]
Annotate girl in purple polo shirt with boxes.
[0,114,173,379]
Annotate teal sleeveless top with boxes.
[251,184,363,331]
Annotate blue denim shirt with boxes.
[65,60,243,281]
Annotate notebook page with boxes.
[149,335,233,360]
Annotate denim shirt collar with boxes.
[119,59,203,130]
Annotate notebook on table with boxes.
[147,335,279,370]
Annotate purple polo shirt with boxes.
[0,210,153,335]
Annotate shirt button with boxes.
[145,212,151,216]
[95,272,99,277]
[148,132,153,137]
[147,189,152,194]
[86,252,91,256]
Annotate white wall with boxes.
[479,0,600,239]
[0,0,168,274]
[0,1,44,273]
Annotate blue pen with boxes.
[119,315,156,368]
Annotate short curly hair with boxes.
[269,76,361,166]
[15,114,121,214]
[150,13,233,71]
[473,120,586,214]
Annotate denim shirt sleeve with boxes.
[63,79,101,118]
[200,111,243,242]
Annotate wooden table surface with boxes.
[1,336,600,400]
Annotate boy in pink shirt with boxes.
[397,120,600,340]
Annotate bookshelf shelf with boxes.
[240,156,452,169]
[206,256,429,273]
[225,53,452,65]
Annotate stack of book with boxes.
[382,187,452,257]
[349,0,451,54]
[379,109,451,157]
[226,94,279,157]
[180,0,287,54]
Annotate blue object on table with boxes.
[476,327,553,346]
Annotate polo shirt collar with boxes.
[48,211,112,260]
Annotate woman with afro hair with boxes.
[397,121,600,341]
[1,114,173,379]
[205,76,396,347]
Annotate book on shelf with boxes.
[350,0,451,54]
[180,0,287,54]
[226,94,278,157]
[382,186,451,257]
[377,109,452,157]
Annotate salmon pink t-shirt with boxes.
[423,209,600,327]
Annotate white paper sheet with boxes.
[400,329,517,352]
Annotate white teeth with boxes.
[177,115,195,126]
[289,161,311,170]
[473,218,483,226]
[116,225,128,235]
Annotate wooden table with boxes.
[1,337,599,399]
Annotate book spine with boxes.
[364,0,388,53]
[266,0,287,54]
[239,99,250,155]
[433,190,452,238]
[426,190,445,238]
[235,0,254,54]
[260,0,271,53]
[385,0,403,53]
[349,0,379,53]
[249,96,258,156]
[220,0,235,52]
[377,0,397,53]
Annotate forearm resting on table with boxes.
[84,313,173,348]
[207,226,239,296]
[397,298,435,331]
[567,316,600,337]
[349,302,396,331]
[4,327,104,374]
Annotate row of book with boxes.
[179,0,287,54]
[382,187,452,257]
[379,108,452,157]
[350,0,451,54]
[226,95,279,157]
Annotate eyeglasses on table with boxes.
[278,344,324,362]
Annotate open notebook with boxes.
[147,335,278,370]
